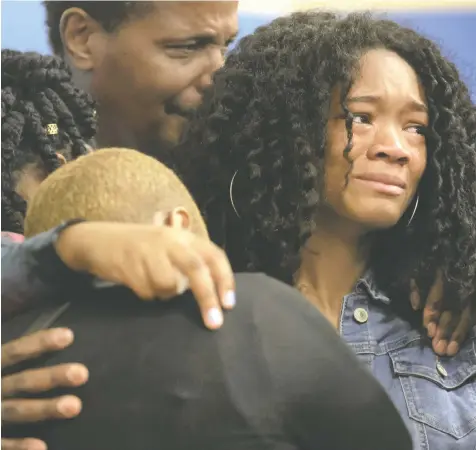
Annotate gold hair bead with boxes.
[46,123,58,135]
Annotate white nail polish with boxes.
[223,291,236,308]
[207,308,223,328]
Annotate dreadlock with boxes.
[1,49,96,234]
[43,1,153,55]
[181,11,476,309]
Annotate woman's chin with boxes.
[362,215,402,230]
[349,209,403,231]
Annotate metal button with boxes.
[353,308,368,324]
[436,360,448,377]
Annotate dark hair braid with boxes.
[181,11,476,308]
[1,50,96,234]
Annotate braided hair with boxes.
[181,11,476,309]
[2,49,96,234]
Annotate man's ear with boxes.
[153,208,191,230]
[60,8,104,71]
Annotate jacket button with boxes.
[436,360,448,377]
[353,308,368,324]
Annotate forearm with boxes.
[2,224,84,319]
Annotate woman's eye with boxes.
[352,113,371,124]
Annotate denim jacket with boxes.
[342,275,476,450]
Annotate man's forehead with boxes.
[148,1,239,39]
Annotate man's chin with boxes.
[162,114,188,145]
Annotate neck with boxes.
[297,212,369,325]
[95,112,139,149]
[95,111,174,162]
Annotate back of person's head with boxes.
[24,148,208,238]
[1,49,96,234]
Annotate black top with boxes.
[3,273,412,450]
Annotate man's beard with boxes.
[139,98,197,169]
[137,121,191,171]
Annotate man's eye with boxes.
[167,42,200,52]
[406,124,427,136]
[175,45,196,51]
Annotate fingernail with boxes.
[57,396,82,417]
[66,365,89,384]
[222,291,236,309]
[206,308,223,329]
[447,341,459,356]
[410,292,419,310]
[436,340,447,355]
[55,329,74,346]
[427,323,436,338]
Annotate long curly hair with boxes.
[181,11,476,308]
[1,50,96,234]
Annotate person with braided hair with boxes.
[1,49,96,234]
[1,50,95,450]
[1,49,235,450]
[178,11,476,449]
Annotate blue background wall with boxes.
[2,1,475,98]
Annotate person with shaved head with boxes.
[3,148,411,450]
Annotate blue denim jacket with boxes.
[342,275,476,450]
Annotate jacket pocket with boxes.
[389,338,476,439]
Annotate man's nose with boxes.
[198,47,226,89]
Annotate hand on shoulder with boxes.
[55,222,236,330]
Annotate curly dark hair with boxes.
[43,1,153,55]
[1,50,96,234]
[181,11,476,309]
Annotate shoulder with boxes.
[233,272,327,323]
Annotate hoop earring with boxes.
[407,194,419,227]
[229,170,241,219]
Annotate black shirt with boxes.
[3,273,412,450]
